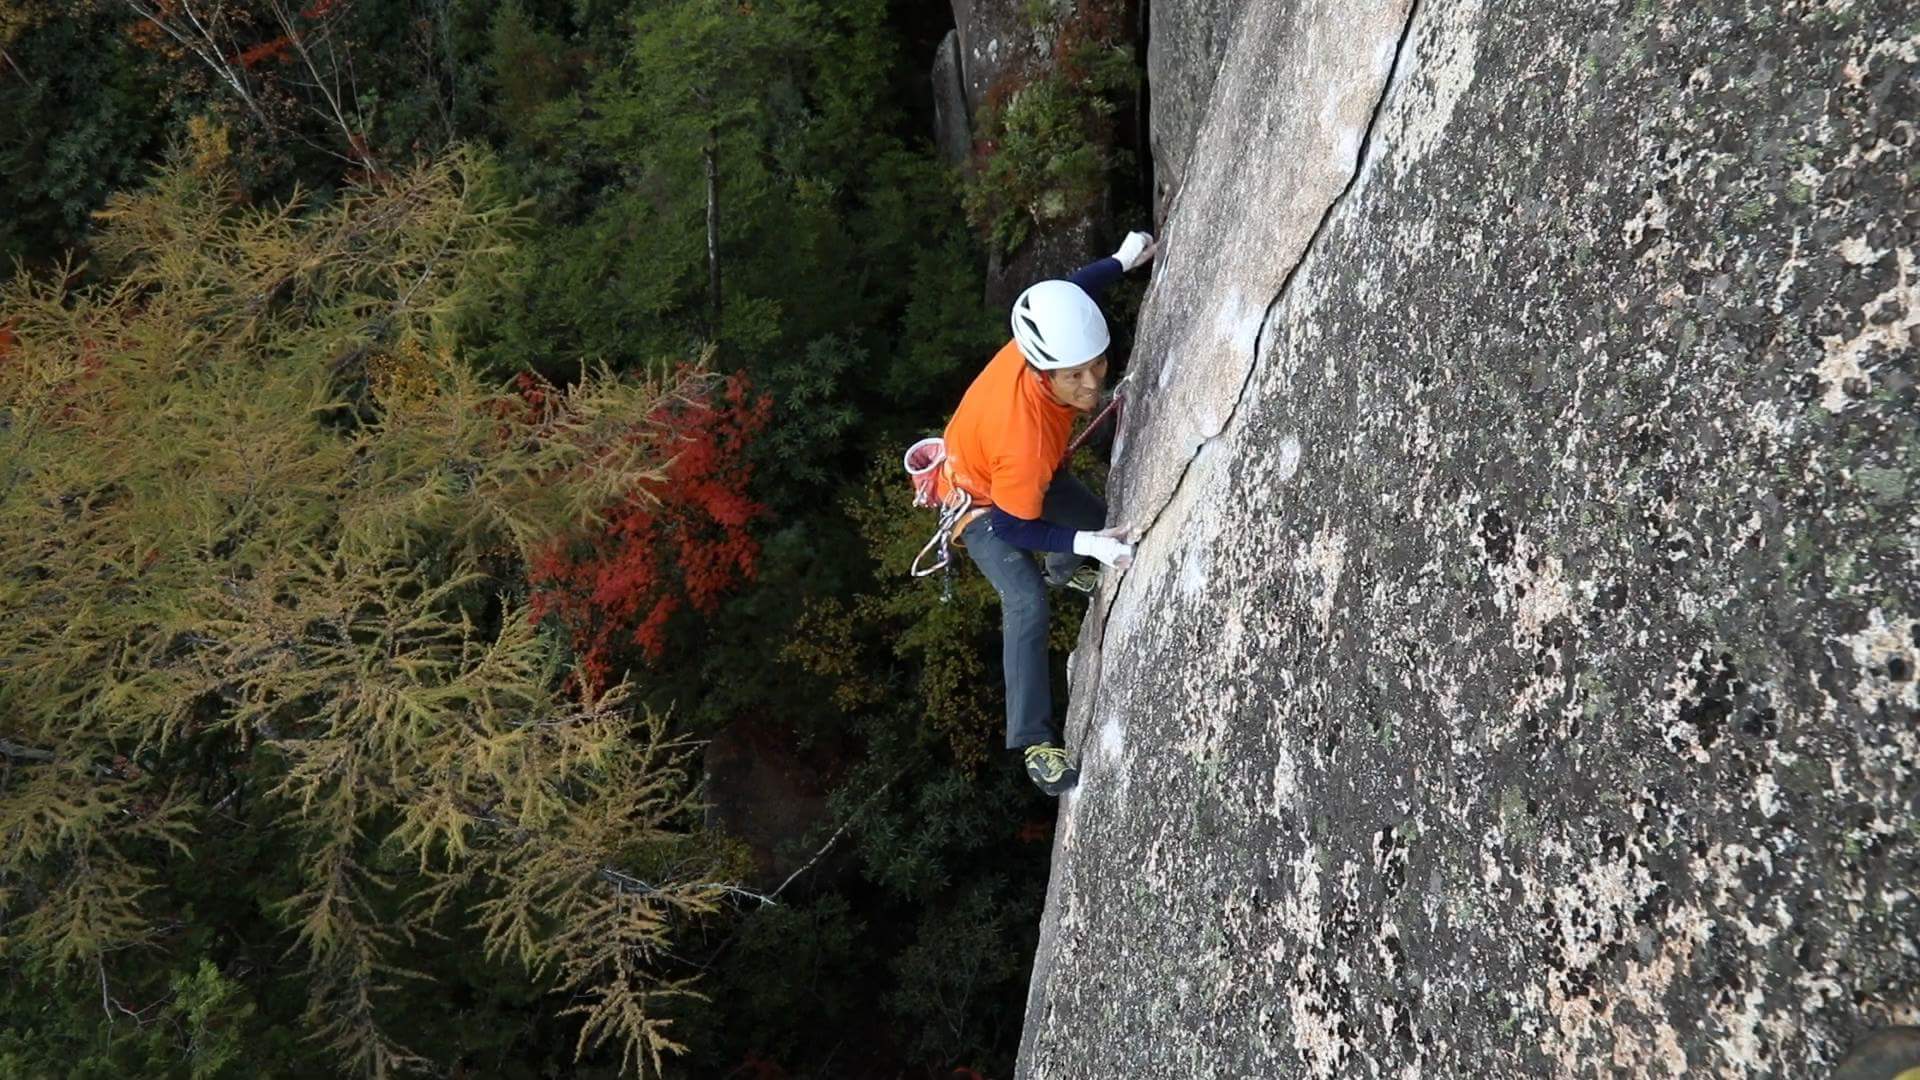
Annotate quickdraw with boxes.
[910,488,975,585]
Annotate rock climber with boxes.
[938,230,1157,796]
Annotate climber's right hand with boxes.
[1111,231,1157,273]
[1073,526,1135,571]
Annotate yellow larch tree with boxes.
[0,134,735,1076]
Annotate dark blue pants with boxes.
[961,473,1107,749]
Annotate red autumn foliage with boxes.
[502,368,555,418]
[1051,2,1121,80]
[236,34,293,69]
[527,369,771,699]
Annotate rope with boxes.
[1061,376,1130,464]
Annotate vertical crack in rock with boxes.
[1090,0,1427,674]
[1151,0,1422,535]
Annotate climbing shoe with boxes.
[1061,564,1100,595]
[1023,743,1080,796]
[1044,561,1099,594]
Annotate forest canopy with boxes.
[0,0,1141,1075]
[0,142,734,1076]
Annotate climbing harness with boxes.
[903,375,1132,603]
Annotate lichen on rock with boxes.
[1020,1,1919,1076]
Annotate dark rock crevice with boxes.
[1128,0,1156,222]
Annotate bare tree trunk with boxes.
[705,125,721,341]
[120,0,369,171]
[266,0,377,174]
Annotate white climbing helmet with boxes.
[1010,280,1110,371]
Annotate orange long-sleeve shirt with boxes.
[940,339,1077,520]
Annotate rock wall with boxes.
[1143,0,1242,225]
[948,0,1025,120]
[939,0,1103,306]
[932,29,972,168]
[1023,1,1919,1076]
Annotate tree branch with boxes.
[122,0,272,132]
[267,0,375,171]
[120,0,362,169]
[0,46,27,86]
[597,866,773,908]
[705,126,720,338]
[767,766,908,901]
[0,739,55,762]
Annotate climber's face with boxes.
[1044,354,1109,412]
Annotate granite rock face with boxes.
[1144,0,1243,226]
[933,29,973,168]
[985,218,1101,313]
[948,0,1038,121]
[1023,2,1919,1077]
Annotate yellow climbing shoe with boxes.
[1023,743,1080,796]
